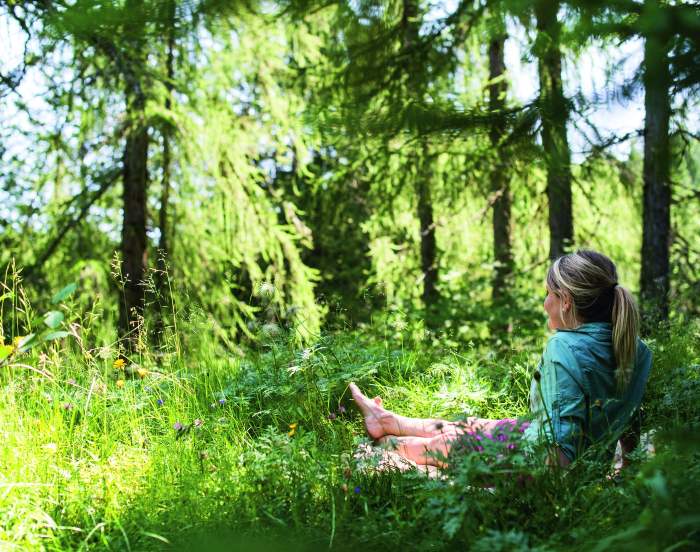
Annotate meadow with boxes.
[1,275,699,551]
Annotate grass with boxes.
[1,287,699,551]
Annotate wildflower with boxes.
[287,365,301,375]
[193,418,204,428]
[258,282,275,297]
[301,348,312,361]
[13,336,25,348]
[62,402,73,410]
[136,367,148,379]
[328,412,337,421]
[218,398,226,406]
[353,486,361,494]
[113,358,126,370]
[262,322,280,336]
[288,422,298,437]
[173,422,184,431]
[338,405,347,415]
[157,398,164,406]
[116,379,125,389]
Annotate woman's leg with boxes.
[377,434,456,467]
[349,382,470,439]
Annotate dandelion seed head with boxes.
[262,322,280,336]
[258,282,275,297]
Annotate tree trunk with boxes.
[402,0,439,309]
[535,0,573,261]
[488,30,513,302]
[417,165,438,306]
[640,11,671,329]
[155,0,176,341]
[118,1,149,349]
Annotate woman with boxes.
[350,250,652,469]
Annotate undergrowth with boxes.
[0,279,699,551]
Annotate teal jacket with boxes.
[523,322,652,462]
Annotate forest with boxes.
[1,0,699,550]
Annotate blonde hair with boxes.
[546,249,640,390]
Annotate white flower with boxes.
[287,365,302,375]
[301,348,312,361]
[258,282,275,297]
[262,322,280,336]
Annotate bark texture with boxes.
[118,0,150,347]
[640,17,671,328]
[488,31,513,302]
[155,0,177,340]
[402,0,439,308]
[535,0,573,261]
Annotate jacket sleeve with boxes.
[539,337,588,462]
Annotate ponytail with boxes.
[547,250,641,392]
[611,285,640,390]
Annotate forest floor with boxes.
[1,302,699,551]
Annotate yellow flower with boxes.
[288,422,298,437]
[13,336,24,347]
[116,379,125,389]
[136,367,148,379]
[113,358,126,369]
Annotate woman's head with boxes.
[544,249,640,389]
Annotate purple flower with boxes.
[496,433,508,442]
[173,422,184,431]
[507,443,517,450]
[218,398,226,406]
[328,412,337,421]
[353,486,361,494]
[157,399,164,406]
[338,405,347,415]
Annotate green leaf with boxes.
[0,344,13,360]
[44,311,64,329]
[51,283,77,304]
[44,331,71,341]
[17,333,37,352]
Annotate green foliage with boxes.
[1,284,698,550]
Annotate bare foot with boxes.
[349,382,391,440]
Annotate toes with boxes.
[373,396,383,407]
